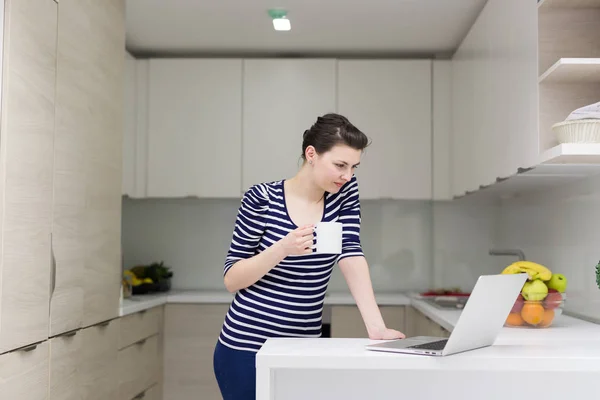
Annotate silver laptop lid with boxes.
[442,273,527,355]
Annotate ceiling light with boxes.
[268,9,291,31]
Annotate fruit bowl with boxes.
[504,290,566,328]
[500,260,568,329]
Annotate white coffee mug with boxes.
[314,222,343,254]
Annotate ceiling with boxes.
[125,0,489,58]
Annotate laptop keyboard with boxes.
[407,339,448,351]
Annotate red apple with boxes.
[543,289,562,310]
[511,294,524,313]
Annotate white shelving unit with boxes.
[539,58,600,83]
[538,0,600,11]
[453,0,600,200]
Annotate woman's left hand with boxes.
[368,327,406,340]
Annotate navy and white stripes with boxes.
[218,175,364,352]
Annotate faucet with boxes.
[488,248,526,261]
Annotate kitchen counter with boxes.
[119,290,411,316]
[256,297,600,400]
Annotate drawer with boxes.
[118,334,160,400]
[119,306,162,350]
[0,341,49,400]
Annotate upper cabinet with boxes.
[451,0,600,199]
[337,60,432,200]
[0,0,57,354]
[124,57,438,200]
[242,59,336,189]
[146,58,243,198]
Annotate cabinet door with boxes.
[122,52,138,197]
[242,59,336,189]
[80,0,125,328]
[331,305,406,338]
[330,305,367,338]
[163,304,229,400]
[0,0,57,353]
[80,319,120,400]
[0,341,49,400]
[49,331,82,400]
[51,0,91,337]
[146,59,243,198]
[338,60,432,200]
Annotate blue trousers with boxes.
[213,340,257,400]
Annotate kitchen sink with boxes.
[423,296,469,310]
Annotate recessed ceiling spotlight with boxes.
[268,9,291,31]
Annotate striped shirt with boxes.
[218,175,364,352]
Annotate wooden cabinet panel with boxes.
[80,0,125,328]
[50,0,90,337]
[0,0,57,354]
[0,341,49,400]
[80,319,120,400]
[49,331,82,400]
[163,303,229,400]
[119,306,162,350]
[146,59,243,198]
[118,334,160,400]
[331,305,406,338]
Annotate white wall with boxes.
[496,175,600,322]
[121,197,500,294]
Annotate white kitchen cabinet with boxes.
[146,58,243,198]
[242,59,336,189]
[81,0,125,328]
[163,303,229,400]
[337,60,432,200]
[0,341,49,400]
[0,0,57,354]
[49,330,82,400]
[330,305,407,338]
[123,52,138,197]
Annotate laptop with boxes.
[365,273,527,356]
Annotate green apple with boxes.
[546,273,567,293]
[521,279,548,301]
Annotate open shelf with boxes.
[453,163,600,201]
[540,143,600,164]
[538,0,600,11]
[539,58,600,83]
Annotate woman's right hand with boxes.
[279,224,315,256]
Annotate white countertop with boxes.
[119,290,411,316]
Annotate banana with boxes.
[501,261,552,281]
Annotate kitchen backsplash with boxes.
[121,196,502,294]
[495,173,600,322]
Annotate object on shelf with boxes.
[124,261,173,295]
[566,101,600,121]
[553,101,600,144]
[553,119,600,143]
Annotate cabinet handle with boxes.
[61,330,78,338]
[133,391,146,399]
[50,233,56,297]
[98,320,111,327]
[135,338,147,346]
[20,344,38,352]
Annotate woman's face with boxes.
[308,144,362,193]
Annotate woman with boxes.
[213,113,405,399]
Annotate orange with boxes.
[505,313,524,326]
[520,302,545,325]
[538,309,555,328]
